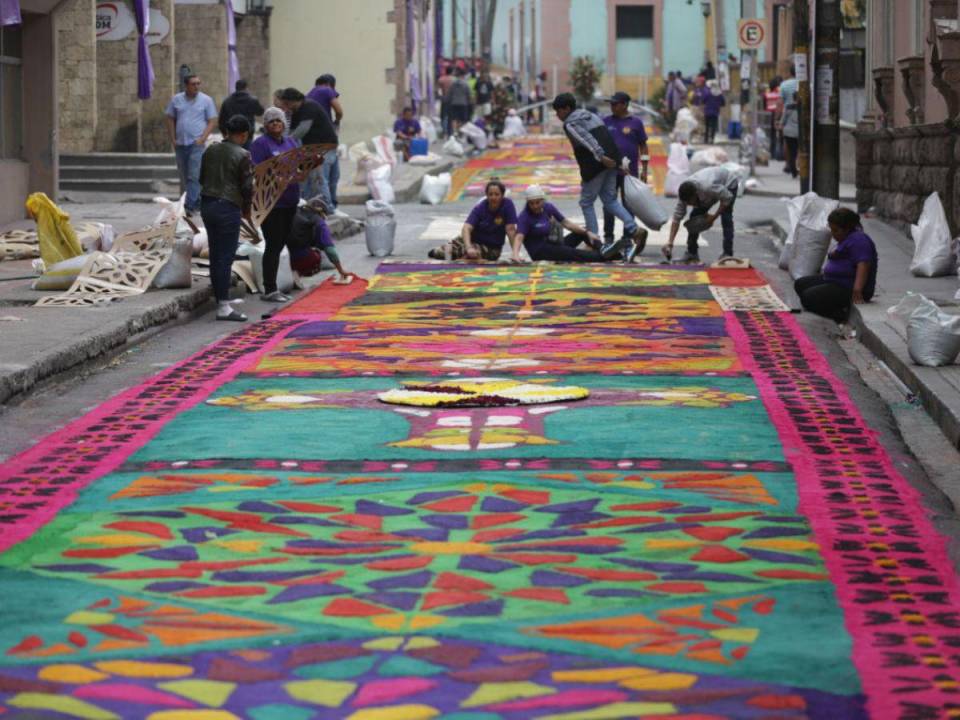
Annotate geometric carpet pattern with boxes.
[2,262,959,719]
[445,135,668,200]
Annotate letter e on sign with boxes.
[737,19,767,50]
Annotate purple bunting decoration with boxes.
[0,0,21,27]
[133,0,154,99]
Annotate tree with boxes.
[477,0,498,63]
[570,56,603,104]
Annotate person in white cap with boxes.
[511,185,627,263]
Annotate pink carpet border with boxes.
[0,319,303,552]
[726,310,960,719]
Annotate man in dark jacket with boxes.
[552,93,645,263]
[219,80,264,148]
[279,87,339,205]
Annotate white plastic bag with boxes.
[664,142,690,198]
[408,152,442,166]
[780,192,839,271]
[443,137,465,157]
[365,200,396,257]
[367,163,395,204]
[421,116,438,143]
[152,236,193,289]
[460,122,488,150]
[689,147,729,173]
[623,176,668,230]
[237,238,294,293]
[372,134,398,169]
[349,141,372,163]
[420,173,451,205]
[673,108,698,143]
[902,294,960,366]
[502,114,526,138]
[789,224,833,280]
[910,192,956,277]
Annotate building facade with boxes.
[269,0,435,145]
[442,0,784,103]
[856,0,960,234]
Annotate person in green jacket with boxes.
[200,115,254,321]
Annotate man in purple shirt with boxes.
[603,91,649,243]
[392,107,422,160]
[306,74,343,209]
[694,81,726,144]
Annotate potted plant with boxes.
[570,56,603,105]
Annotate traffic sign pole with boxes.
[737,14,766,179]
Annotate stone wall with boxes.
[855,124,960,236]
[174,3,228,108]
[55,0,96,154]
[142,0,175,152]
[235,11,270,111]
[94,6,140,150]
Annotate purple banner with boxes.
[226,0,240,94]
[133,0,154,99]
[0,0,21,27]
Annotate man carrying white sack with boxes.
[603,91,650,250]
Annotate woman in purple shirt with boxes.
[795,208,878,322]
[249,106,304,302]
[510,185,633,263]
[428,179,518,262]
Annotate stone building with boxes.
[855,0,960,234]
[0,0,270,225]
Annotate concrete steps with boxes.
[60,153,180,195]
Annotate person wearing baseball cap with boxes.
[551,92,645,264]
[603,91,650,253]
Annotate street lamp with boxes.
[701,1,711,17]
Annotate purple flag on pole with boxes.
[0,0,21,27]
[226,0,240,94]
[133,0,154,99]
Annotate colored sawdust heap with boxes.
[377,377,589,408]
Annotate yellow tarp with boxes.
[25,192,83,267]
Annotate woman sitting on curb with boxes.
[428,179,518,262]
[794,207,877,322]
[510,185,638,264]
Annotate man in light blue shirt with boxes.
[165,74,218,215]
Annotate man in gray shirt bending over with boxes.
[663,166,741,264]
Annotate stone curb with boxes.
[0,285,212,405]
[770,216,960,449]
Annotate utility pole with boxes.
[794,0,811,193]
[741,0,759,177]
[452,0,458,58]
[470,0,477,59]
[812,0,840,198]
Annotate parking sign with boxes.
[738,19,767,50]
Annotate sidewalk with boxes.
[770,211,960,450]
[749,160,856,202]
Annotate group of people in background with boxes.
[437,61,546,140]
[164,71,349,322]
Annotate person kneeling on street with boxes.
[664,165,741,264]
[287,196,351,283]
[200,114,253,322]
[511,185,640,264]
[795,208,877,323]
[428,179,518,262]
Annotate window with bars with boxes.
[0,25,23,160]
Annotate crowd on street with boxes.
[162,51,874,329]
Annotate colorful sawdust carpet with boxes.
[2,263,959,719]
[446,135,668,201]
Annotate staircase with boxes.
[59,153,180,196]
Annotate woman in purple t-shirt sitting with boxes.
[428,179,518,262]
[510,185,633,264]
[795,208,878,322]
